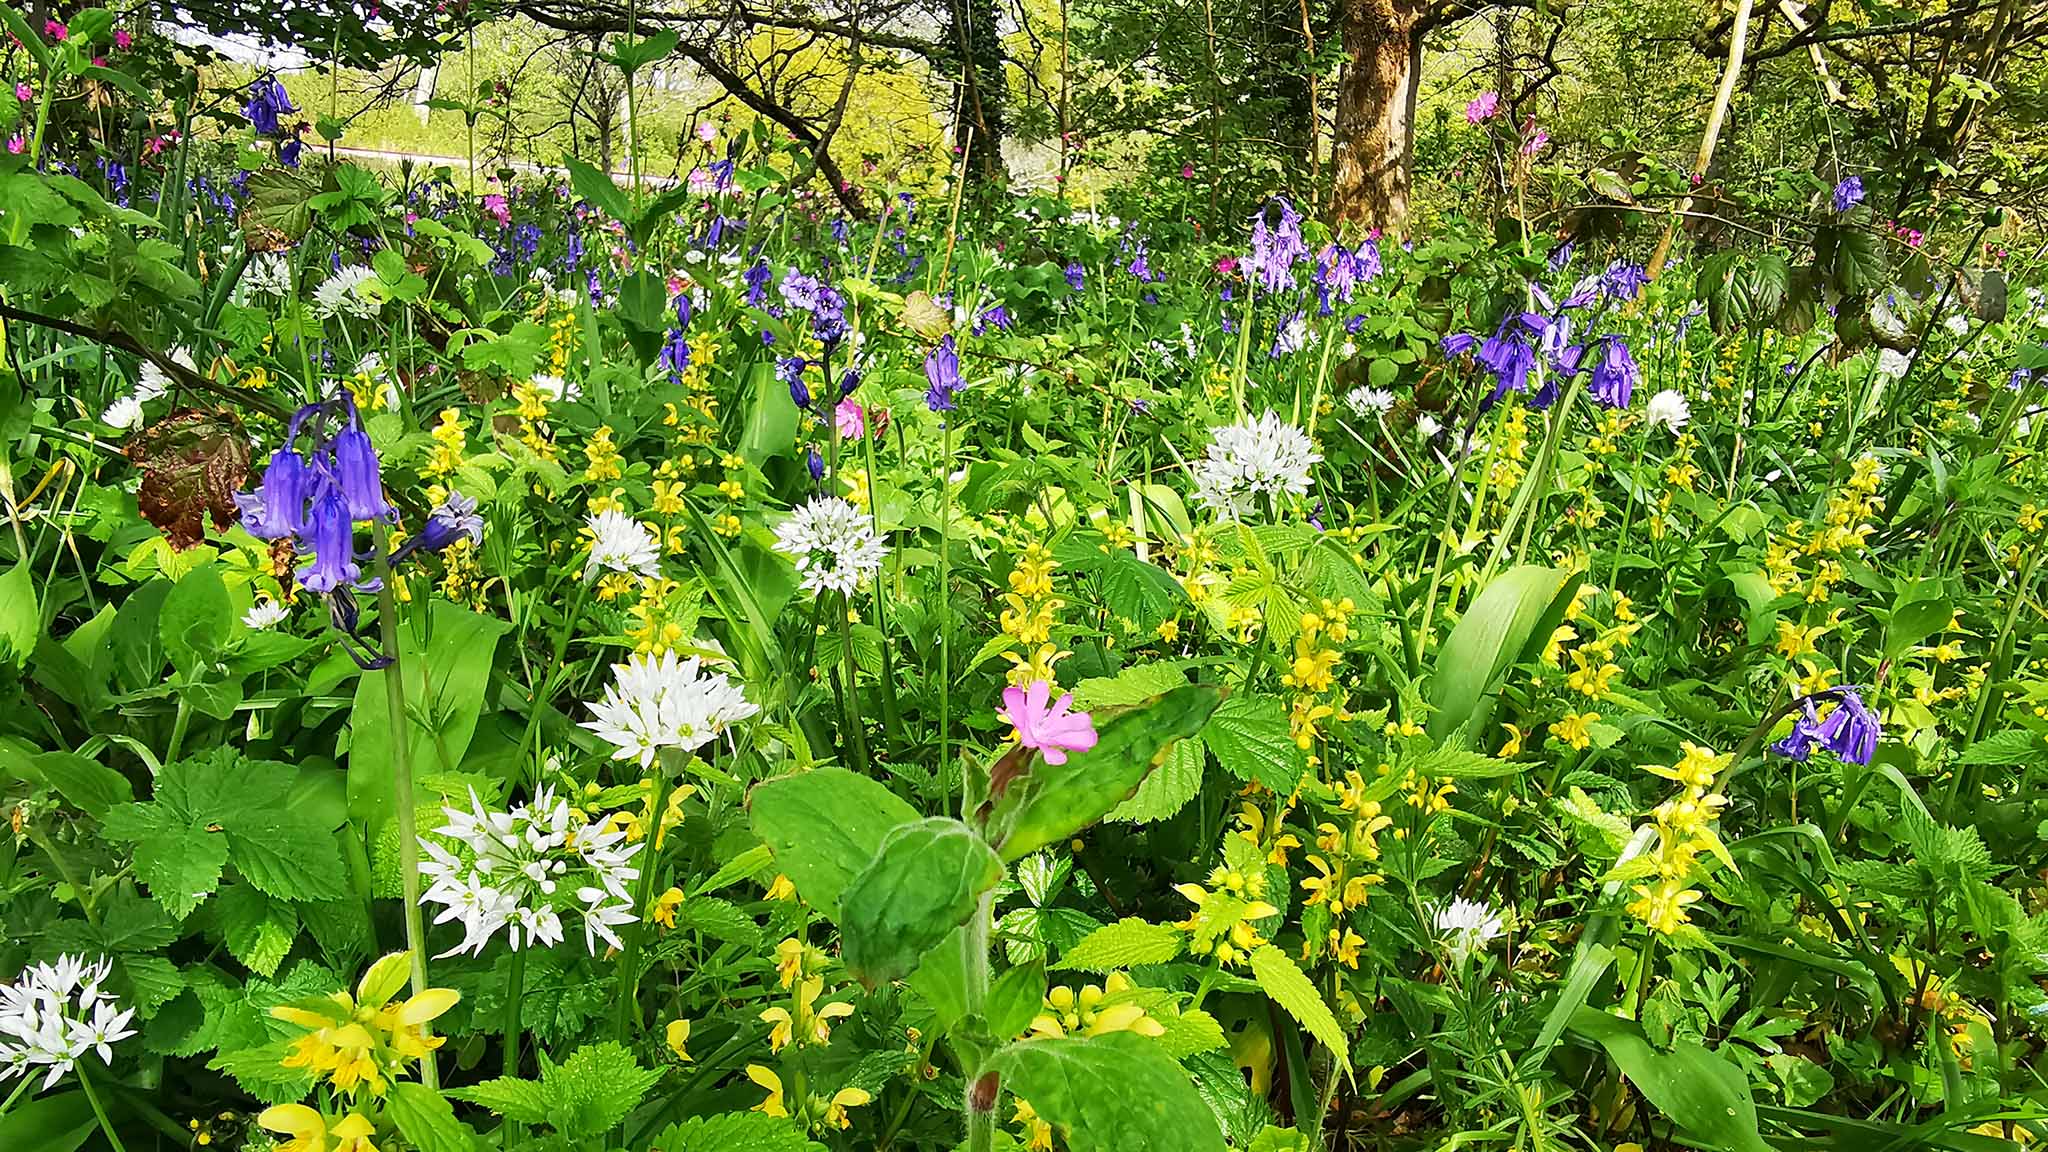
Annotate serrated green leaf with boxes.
[386,1080,483,1152]
[645,1113,825,1152]
[448,1077,553,1124]
[540,1041,664,1140]
[1058,918,1184,972]
[1248,945,1347,1066]
[215,885,299,978]
[1202,695,1305,794]
[990,1032,1225,1152]
[1106,738,1205,823]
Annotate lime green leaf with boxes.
[1106,738,1205,823]
[1202,695,1305,794]
[348,602,509,827]
[1248,945,1347,1066]
[0,562,39,667]
[1427,565,1581,745]
[840,817,1003,983]
[750,766,920,915]
[645,1114,824,1152]
[214,885,299,979]
[1058,918,1184,972]
[386,1080,483,1152]
[990,1032,1225,1152]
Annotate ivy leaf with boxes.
[1058,919,1185,972]
[839,818,1003,984]
[750,767,919,916]
[990,1032,1225,1152]
[1248,946,1348,1066]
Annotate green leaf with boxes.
[645,1114,825,1152]
[1881,596,1953,661]
[1072,661,1190,709]
[386,1080,483,1152]
[0,562,39,667]
[989,1032,1226,1152]
[1567,1007,1772,1152]
[1202,695,1305,794]
[1961,729,2042,766]
[563,154,631,224]
[224,813,350,902]
[215,885,299,978]
[348,602,509,827]
[839,817,1003,983]
[750,767,920,915]
[101,804,226,918]
[1248,946,1347,1066]
[541,1042,664,1140]
[988,962,1046,1040]
[0,1089,94,1152]
[1058,918,1184,972]
[986,685,1221,862]
[238,167,320,246]
[1106,738,1205,823]
[1427,565,1581,745]
[448,1078,552,1124]
[32,751,132,817]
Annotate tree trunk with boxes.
[1329,0,1421,234]
[951,0,1012,184]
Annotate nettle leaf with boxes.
[1058,918,1185,972]
[448,1077,553,1124]
[990,1032,1225,1152]
[750,767,919,915]
[1107,738,1206,823]
[986,685,1221,861]
[646,1114,825,1152]
[1202,696,1305,794]
[839,817,1004,984]
[214,885,299,978]
[1248,946,1348,1066]
[386,1080,483,1152]
[543,1042,664,1139]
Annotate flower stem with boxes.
[615,748,682,1041]
[502,944,526,1077]
[963,888,995,1152]
[76,1066,127,1152]
[373,522,437,1090]
[938,417,953,784]
[0,1072,31,1120]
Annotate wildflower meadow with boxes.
[2,5,2048,1151]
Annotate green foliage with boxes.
[990,1033,1226,1151]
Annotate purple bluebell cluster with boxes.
[1772,687,1880,765]
[924,334,961,412]
[245,76,295,136]
[1587,334,1639,409]
[1314,240,1379,316]
[744,259,772,307]
[779,356,811,409]
[1064,262,1086,292]
[657,296,692,382]
[1245,197,1308,295]
[1832,176,1865,214]
[1602,261,1649,302]
[974,305,1011,336]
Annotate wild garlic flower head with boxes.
[582,650,760,768]
[585,509,661,578]
[0,954,135,1090]
[244,252,293,296]
[1644,389,1691,433]
[772,495,889,596]
[1192,410,1321,521]
[1434,898,1506,965]
[1344,386,1395,419]
[313,265,381,320]
[419,787,643,958]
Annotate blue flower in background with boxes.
[245,76,296,137]
[1245,197,1307,294]
[780,356,812,410]
[1602,261,1649,302]
[1064,262,1086,291]
[744,259,772,307]
[924,334,961,412]
[1832,175,1865,213]
[974,305,1011,336]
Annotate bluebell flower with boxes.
[1772,697,1823,760]
[1442,332,1480,358]
[974,305,1011,335]
[1345,314,1366,335]
[1246,197,1308,294]
[673,293,693,330]
[831,218,849,245]
[296,486,362,594]
[1355,238,1382,282]
[744,259,771,307]
[808,447,825,481]
[391,492,483,563]
[1315,243,1362,314]
[1548,240,1574,272]
[331,413,395,523]
[657,328,690,381]
[780,356,811,409]
[245,76,295,136]
[707,157,735,192]
[1588,334,1639,409]
[1832,175,1864,213]
[279,136,303,168]
[1064,262,1086,291]
[839,367,862,397]
[2009,367,2031,392]
[1560,275,1600,310]
[239,445,316,540]
[1127,248,1155,283]
[924,334,961,412]
[1476,313,1544,407]
[1602,261,1649,302]
[1813,688,1879,764]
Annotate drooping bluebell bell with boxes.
[1476,312,1546,408]
[780,270,825,312]
[839,367,862,397]
[1245,197,1308,295]
[1548,240,1574,272]
[1442,332,1480,359]
[332,415,396,523]
[1315,243,1362,315]
[279,135,303,169]
[1832,175,1864,213]
[780,356,812,410]
[297,487,361,594]
[1064,262,1086,291]
[2010,367,2032,392]
[808,447,825,481]
[831,218,849,245]
[1588,334,1639,409]
[1772,697,1823,761]
[707,157,736,193]
[245,76,295,136]
[657,327,691,382]
[1602,261,1649,302]
[1127,247,1155,283]
[390,492,483,563]
[1355,238,1382,282]
[1560,274,1600,310]
[744,259,772,307]
[924,334,961,412]
[1773,687,1880,765]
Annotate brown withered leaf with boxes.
[126,408,252,549]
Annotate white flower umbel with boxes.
[585,510,661,578]
[100,395,144,430]
[772,495,889,596]
[582,651,760,769]
[418,786,643,958]
[1344,386,1395,420]
[0,954,135,1091]
[1191,410,1321,521]
[1434,897,1506,965]
[1645,389,1691,434]
[313,265,381,320]
[243,253,293,297]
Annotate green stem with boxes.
[1483,372,1583,585]
[76,1066,127,1152]
[939,417,953,783]
[614,748,683,1040]
[0,1076,31,1122]
[163,695,191,765]
[963,888,996,1152]
[515,573,593,785]
[502,945,526,1078]
[373,522,437,1090]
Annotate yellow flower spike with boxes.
[1550,711,1600,751]
[1014,1099,1055,1151]
[746,1066,787,1117]
[774,938,807,989]
[823,1086,872,1129]
[258,1105,332,1152]
[665,1019,693,1063]
[759,1005,795,1054]
[330,1113,380,1152]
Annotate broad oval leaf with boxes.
[1427,565,1581,745]
[839,817,1003,984]
[750,766,920,916]
[989,1032,1225,1152]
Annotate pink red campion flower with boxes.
[999,681,1099,766]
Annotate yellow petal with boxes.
[830,1087,872,1108]
[665,1019,693,1062]
[257,1104,326,1139]
[356,952,413,1009]
[396,988,460,1026]
[330,1114,376,1139]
